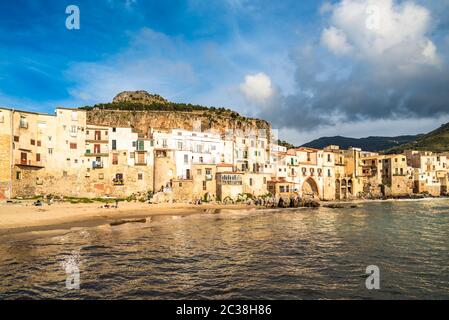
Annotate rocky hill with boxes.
[112,90,168,105]
[81,91,271,138]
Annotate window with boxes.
[74,159,78,164]
[203,181,207,191]
[263,177,267,184]
[199,156,203,163]
[327,154,331,162]
[138,173,143,180]
[112,153,118,165]
[71,111,78,121]
[99,173,104,180]
[37,140,41,147]
[178,141,183,150]
[63,171,68,177]
[13,136,19,142]
[206,169,211,175]
[162,139,168,148]
[197,169,202,175]
[48,136,52,141]
[112,127,116,132]
[36,153,41,162]
[137,140,144,151]
[70,125,77,135]
[327,169,331,177]
[280,186,285,193]
[112,140,117,150]
[48,148,53,155]
[70,143,77,149]
[16,172,22,180]
[184,154,188,164]
[249,178,253,186]
[20,116,28,128]
[30,139,35,145]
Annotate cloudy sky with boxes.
[1,0,449,145]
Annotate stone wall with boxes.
[0,134,11,199]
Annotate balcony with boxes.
[85,151,109,157]
[134,161,147,166]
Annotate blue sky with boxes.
[1,0,449,144]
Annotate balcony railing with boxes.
[113,178,124,186]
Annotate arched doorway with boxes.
[302,177,319,198]
[348,179,353,196]
[341,179,347,199]
[335,179,341,200]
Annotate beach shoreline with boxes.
[0,201,262,240]
[0,196,446,242]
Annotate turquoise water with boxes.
[0,199,448,299]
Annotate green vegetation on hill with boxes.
[277,139,296,149]
[385,123,449,154]
[302,135,421,152]
[80,101,209,112]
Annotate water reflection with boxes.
[0,200,449,299]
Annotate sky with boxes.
[1,0,449,145]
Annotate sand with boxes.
[0,200,258,238]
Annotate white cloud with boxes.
[321,26,353,55]
[239,72,274,104]
[321,0,439,66]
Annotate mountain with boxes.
[385,123,449,154]
[302,135,422,152]
[80,91,271,137]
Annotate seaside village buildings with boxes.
[1,106,449,203]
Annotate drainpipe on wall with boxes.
[9,109,14,199]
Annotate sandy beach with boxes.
[0,200,259,239]
[1,196,444,242]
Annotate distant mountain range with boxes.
[385,122,449,154]
[301,121,449,153]
[301,135,423,152]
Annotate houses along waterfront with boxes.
[0,105,448,204]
